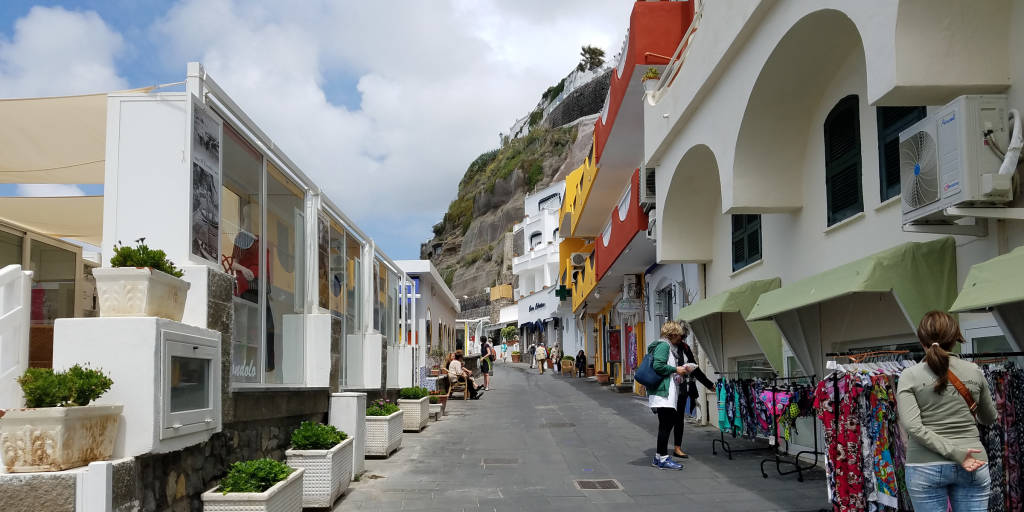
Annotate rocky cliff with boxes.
[421,69,610,300]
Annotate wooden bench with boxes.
[439,368,470,400]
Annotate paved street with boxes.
[335,362,830,512]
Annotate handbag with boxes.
[634,342,665,389]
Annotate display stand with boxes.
[711,371,775,460]
[759,375,821,482]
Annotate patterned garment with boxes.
[868,376,899,508]
[981,370,1007,512]
[816,375,866,511]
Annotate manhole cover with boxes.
[482,458,519,465]
[574,479,622,490]
[544,422,576,428]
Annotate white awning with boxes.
[0,88,152,184]
[0,196,103,246]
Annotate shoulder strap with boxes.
[946,370,978,419]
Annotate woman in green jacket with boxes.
[647,321,698,470]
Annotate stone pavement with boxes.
[334,361,831,512]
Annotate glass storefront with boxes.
[265,162,305,385]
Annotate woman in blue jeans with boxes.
[896,311,998,511]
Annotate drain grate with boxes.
[482,457,519,465]
[543,422,576,428]
[574,479,622,490]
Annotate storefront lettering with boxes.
[231,361,257,378]
[529,302,546,312]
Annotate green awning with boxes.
[951,245,1024,312]
[677,278,783,373]
[747,237,957,378]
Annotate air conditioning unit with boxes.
[569,252,591,267]
[646,217,657,243]
[901,95,1012,225]
[639,167,656,211]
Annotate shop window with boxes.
[0,229,22,267]
[317,215,330,310]
[265,162,306,385]
[824,95,863,226]
[28,240,77,325]
[345,233,362,338]
[327,218,345,387]
[222,123,264,384]
[876,106,927,202]
[731,214,761,272]
[735,357,771,380]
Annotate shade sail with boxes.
[0,88,152,184]
[748,237,957,378]
[0,196,103,246]
[677,278,783,373]
[951,245,1024,349]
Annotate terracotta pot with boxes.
[429,368,440,377]
[511,354,521,363]
[586,367,596,377]
[595,372,610,385]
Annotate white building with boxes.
[396,260,460,383]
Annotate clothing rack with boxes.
[759,375,821,482]
[712,372,776,459]
[957,351,1024,359]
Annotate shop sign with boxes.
[529,302,547,312]
[189,94,223,264]
[616,298,643,313]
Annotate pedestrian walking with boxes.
[551,344,561,374]
[528,343,536,368]
[647,321,697,470]
[536,343,548,374]
[500,340,508,362]
[480,337,493,391]
[575,350,587,378]
[897,311,998,512]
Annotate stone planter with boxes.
[285,437,353,508]
[93,267,190,321]
[511,354,521,363]
[596,372,610,385]
[202,467,304,512]
[0,404,122,472]
[429,402,442,420]
[643,78,659,93]
[365,410,403,457]
[397,397,429,432]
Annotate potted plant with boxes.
[428,395,442,420]
[285,422,352,508]
[364,399,403,457]
[430,391,448,415]
[586,364,596,377]
[428,347,446,377]
[93,238,190,321]
[595,370,610,385]
[202,458,304,512]
[396,387,430,432]
[642,67,661,93]
[510,351,522,363]
[0,365,122,473]
[561,356,575,376]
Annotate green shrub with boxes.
[219,459,293,494]
[109,238,183,278]
[526,161,545,191]
[562,355,575,361]
[528,109,543,128]
[18,364,113,408]
[429,396,440,404]
[290,421,346,450]
[398,387,430,400]
[511,351,521,356]
[366,399,400,416]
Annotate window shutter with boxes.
[824,95,863,226]
[731,214,762,271]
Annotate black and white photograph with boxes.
[191,100,221,173]
[191,162,219,262]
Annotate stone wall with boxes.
[544,70,612,130]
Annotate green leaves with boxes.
[290,421,346,450]
[366,399,400,416]
[398,387,430,400]
[219,459,293,494]
[18,364,113,408]
[110,238,183,278]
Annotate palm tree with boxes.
[577,45,606,72]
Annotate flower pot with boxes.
[429,403,442,420]
[397,397,429,432]
[437,395,448,415]
[643,78,659,93]
[595,372,610,385]
[285,438,353,508]
[511,354,521,363]
[429,368,440,377]
[0,404,122,472]
[586,366,596,377]
[202,466,304,512]
[93,267,190,321]
[364,410,403,457]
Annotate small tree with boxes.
[577,45,606,72]
[501,325,517,342]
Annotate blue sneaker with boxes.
[650,456,660,467]
[657,458,684,470]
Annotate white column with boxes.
[330,393,366,476]
[0,265,31,410]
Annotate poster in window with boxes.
[189,95,223,263]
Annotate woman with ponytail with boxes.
[896,311,998,511]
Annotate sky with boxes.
[0,0,633,259]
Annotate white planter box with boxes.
[364,410,403,457]
[397,397,429,432]
[285,437,353,508]
[429,403,442,420]
[643,78,659,93]
[202,467,303,512]
[0,404,122,472]
[93,267,191,321]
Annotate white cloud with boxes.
[151,0,632,258]
[15,184,87,197]
[0,6,127,97]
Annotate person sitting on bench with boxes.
[448,351,482,399]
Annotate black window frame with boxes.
[823,95,864,226]
[731,214,762,272]
[876,105,927,202]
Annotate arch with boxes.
[658,144,721,263]
[730,9,867,212]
